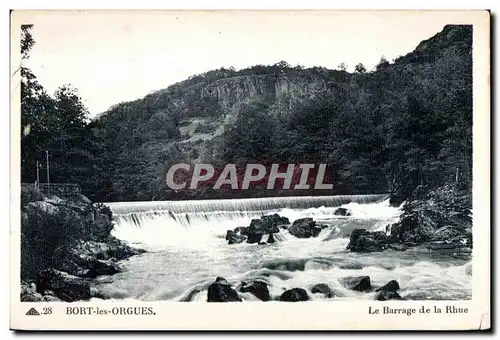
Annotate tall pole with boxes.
[46,150,50,186]
[36,161,40,188]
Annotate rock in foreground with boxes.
[375,280,403,301]
[21,281,61,302]
[311,283,334,298]
[376,290,403,301]
[36,268,91,302]
[280,288,309,302]
[207,277,242,302]
[340,276,372,292]
[240,281,270,301]
[375,280,400,292]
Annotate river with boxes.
[96,195,472,302]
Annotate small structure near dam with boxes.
[22,183,82,199]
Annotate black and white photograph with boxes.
[10,9,490,330]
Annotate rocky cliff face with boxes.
[415,24,472,53]
[157,72,329,119]
[200,75,276,112]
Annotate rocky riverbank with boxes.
[20,189,145,302]
[347,184,472,258]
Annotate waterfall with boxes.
[105,194,391,248]
[106,194,388,217]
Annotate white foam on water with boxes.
[108,195,399,250]
[339,199,402,220]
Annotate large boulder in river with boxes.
[375,280,403,301]
[376,280,400,292]
[240,281,270,301]
[246,232,263,244]
[249,218,280,235]
[288,218,322,238]
[311,283,334,298]
[339,276,372,292]
[334,207,351,216]
[207,277,242,302]
[36,268,91,302]
[347,229,388,252]
[261,213,290,227]
[226,230,247,244]
[376,290,403,301]
[280,288,309,302]
[245,214,287,244]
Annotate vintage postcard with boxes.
[10,10,490,331]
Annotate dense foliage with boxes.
[20,25,472,202]
[20,25,97,196]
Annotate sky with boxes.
[17,10,461,116]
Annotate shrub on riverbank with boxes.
[389,183,471,245]
[20,190,145,301]
[21,198,88,279]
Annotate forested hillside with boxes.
[21,25,472,202]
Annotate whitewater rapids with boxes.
[95,195,472,302]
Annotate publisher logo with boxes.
[165,163,334,191]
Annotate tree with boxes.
[337,62,347,71]
[53,85,89,126]
[275,60,290,69]
[21,24,35,59]
[376,56,390,71]
[354,63,367,73]
[221,100,277,162]
[21,24,54,183]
